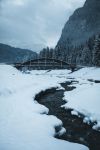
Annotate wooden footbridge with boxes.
[14,58,76,71]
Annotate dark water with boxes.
[35,81,100,150]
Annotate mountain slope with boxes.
[55,0,100,66]
[0,43,38,63]
[57,0,100,48]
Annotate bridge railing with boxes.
[0,58,76,70]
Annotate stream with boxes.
[35,81,100,150]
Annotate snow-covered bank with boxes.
[63,67,100,130]
[0,65,88,150]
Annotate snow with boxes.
[63,67,100,130]
[0,65,88,150]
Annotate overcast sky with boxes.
[0,0,85,51]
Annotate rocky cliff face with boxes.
[56,0,100,66]
[57,0,100,49]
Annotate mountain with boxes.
[56,0,100,66]
[0,43,38,64]
[57,0,100,48]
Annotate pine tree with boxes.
[81,45,92,66]
[92,35,100,66]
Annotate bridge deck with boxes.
[14,58,75,71]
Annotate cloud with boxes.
[0,0,3,9]
[0,0,85,51]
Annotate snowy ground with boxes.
[0,65,99,150]
[62,67,100,130]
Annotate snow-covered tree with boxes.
[92,35,100,66]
